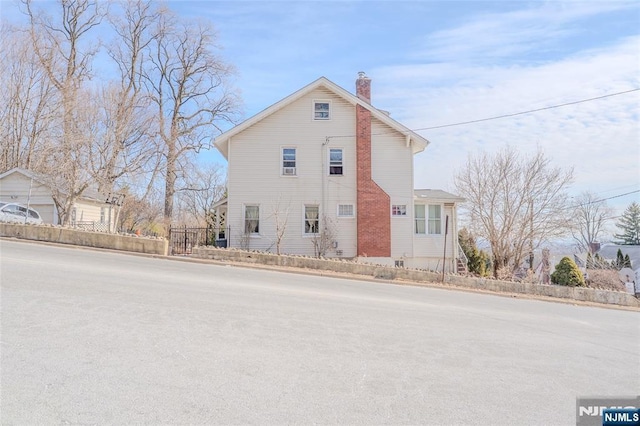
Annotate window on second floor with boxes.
[282,148,296,176]
[329,148,343,175]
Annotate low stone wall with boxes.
[192,246,640,308]
[0,223,168,256]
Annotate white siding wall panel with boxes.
[412,204,457,260]
[370,118,415,259]
[227,88,357,257]
[0,173,56,223]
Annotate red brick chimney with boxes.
[355,72,391,257]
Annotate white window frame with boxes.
[313,100,331,120]
[414,204,443,235]
[392,204,407,217]
[281,147,297,176]
[244,204,261,235]
[428,204,442,235]
[337,203,354,218]
[329,148,343,176]
[304,205,320,235]
[414,204,426,235]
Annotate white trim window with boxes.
[282,147,296,176]
[392,204,407,216]
[415,204,442,234]
[313,100,331,120]
[244,205,260,234]
[337,204,354,218]
[414,204,426,234]
[428,205,442,234]
[329,148,343,175]
[304,205,319,234]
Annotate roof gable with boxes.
[0,167,106,202]
[214,76,429,158]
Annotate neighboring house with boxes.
[213,73,465,272]
[597,244,640,283]
[0,167,115,230]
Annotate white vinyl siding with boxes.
[412,204,457,261]
[0,171,110,226]
[226,87,356,256]
[370,118,415,259]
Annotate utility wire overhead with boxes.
[568,189,640,210]
[326,87,640,139]
[415,88,640,131]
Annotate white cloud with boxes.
[371,33,639,213]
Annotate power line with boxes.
[326,87,640,139]
[414,88,640,131]
[569,189,640,210]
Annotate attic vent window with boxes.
[314,101,330,120]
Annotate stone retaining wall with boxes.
[192,246,640,308]
[0,223,168,256]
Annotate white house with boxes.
[213,73,465,272]
[0,167,116,231]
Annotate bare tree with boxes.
[174,162,226,226]
[570,191,613,253]
[269,195,291,255]
[0,23,57,172]
[142,8,240,222]
[454,147,573,278]
[311,215,337,258]
[90,0,158,194]
[22,0,104,224]
[117,187,163,234]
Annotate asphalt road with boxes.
[1,239,638,425]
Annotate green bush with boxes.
[468,247,489,276]
[551,257,585,287]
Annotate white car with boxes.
[0,202,43,225]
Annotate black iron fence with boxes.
[168,225,227,255]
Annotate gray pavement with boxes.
[1,239,638,425]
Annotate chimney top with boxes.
[356,72,371,103]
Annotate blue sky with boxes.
[187,1,639,219]
[2,1,639,221]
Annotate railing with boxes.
[168,225,227,255]
[457,244,469,274]
[73,221,110,233]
